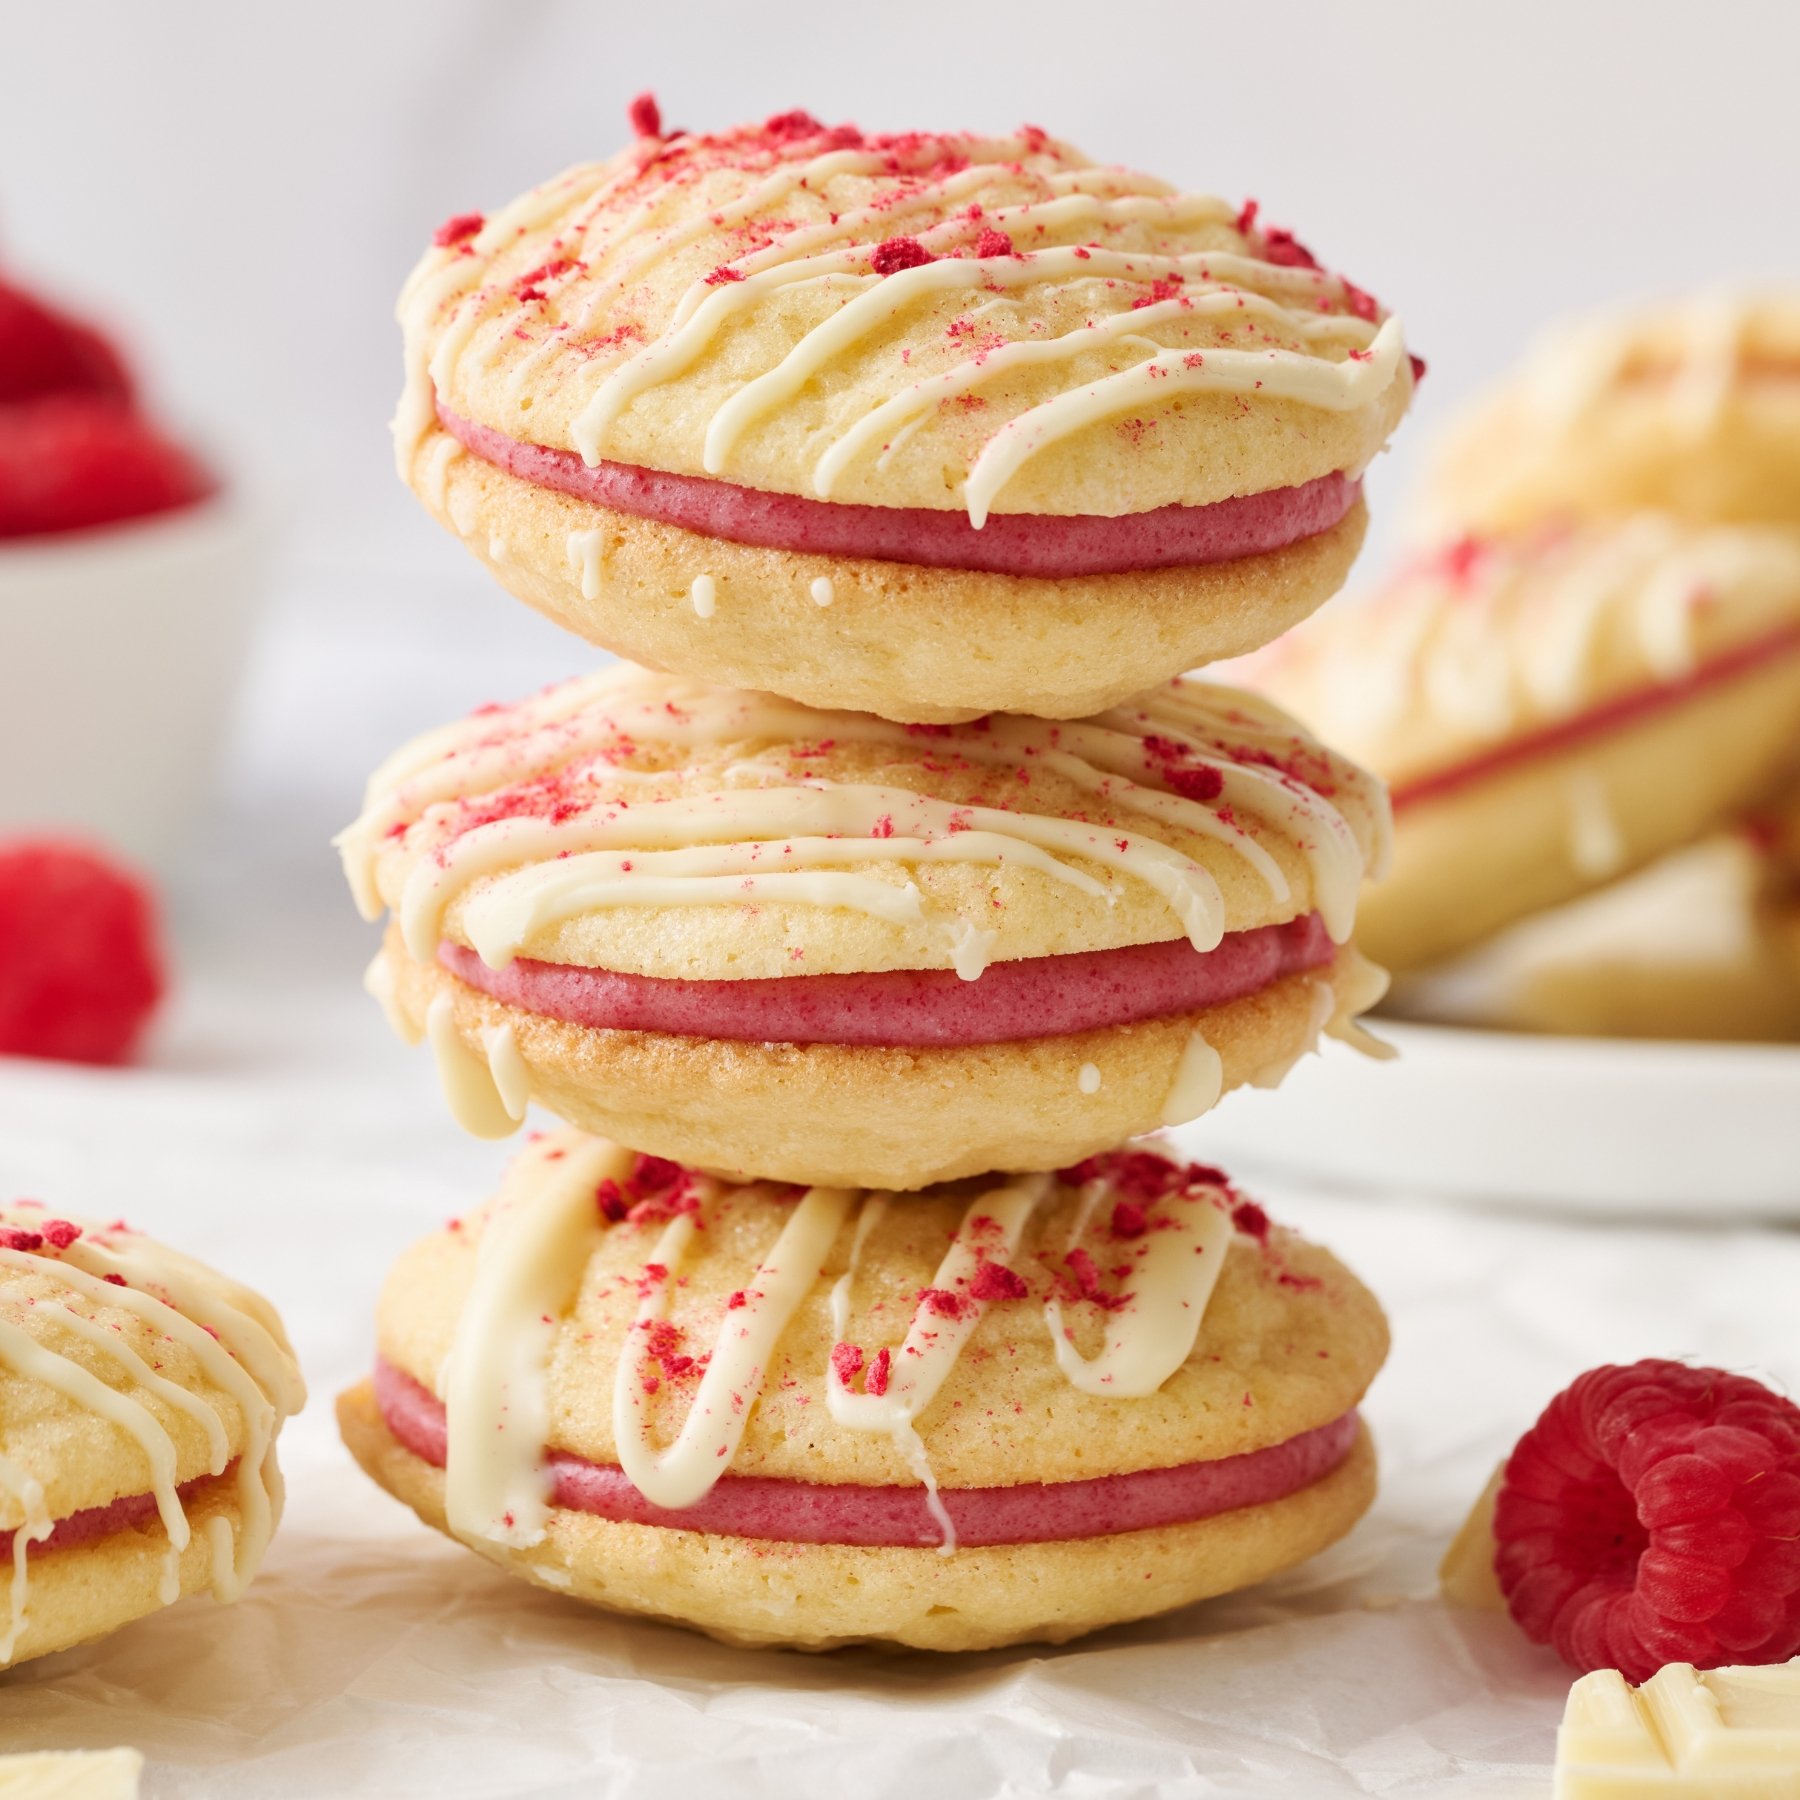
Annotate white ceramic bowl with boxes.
[0,492,264,877]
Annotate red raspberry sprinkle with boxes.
[102,1272,128,1286]
[627,92,663,139]
[0,841,164,1063]
[1494,1360,1800,1681]
[41,1219,81,1249]
[1234,199,1260,237]
[0,1226,44,1252]
[830,1342,864,1384]
[1409,353,1429,385]
[968,1261,1029,1303]
[1260,226,1320,271]
[0,396,212,539]
[764,110,826,141]
[865,1347,892,1397]
[870,237,936,276]
[1230,1201,1271,1243]
[0,277,133,407]
[1061,1247,1131,1312]
[974,228,1014,259]
[918,1287,969,1321]
[432,213,483,249]
[704,265,746,286]
[1110,1201,1149,1240]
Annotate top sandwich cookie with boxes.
[1414,290,1800,537]
[396,103,1417,723]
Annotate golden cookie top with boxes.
[1414,290,1800,534]
[1235,517,1800,791]
[376,1130,1386,1497]
[398,107,1416,517]
[338,662,1390,980]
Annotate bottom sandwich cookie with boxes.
[338,1128,1386,1651]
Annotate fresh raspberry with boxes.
[0,840,165,1064]
[1494,1360,1800,1681]
[0,277,132,407]
[0,395,212,538]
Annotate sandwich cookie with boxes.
[396,105,1416,722]
[338,662,1391,1188]
[1233,518,1800,971]
[337,1129,1388,1651]
[0,1204,304,1670]
[1414,290,1800,537]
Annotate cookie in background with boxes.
[1387,829,1800,1042]
[1220,518,1800,978]
[1410,290,1800,537]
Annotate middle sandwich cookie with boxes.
[339,662,1390,1189]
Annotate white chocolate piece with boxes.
[1438,1463,1507,1612]
[1557,1658,1800,1797]
[0,1749,144,1799]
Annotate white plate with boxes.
[1180,1021,1800,1218]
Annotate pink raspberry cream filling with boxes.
[439,913,1334,1047]
[437,403,1361,579]
[374,1360,1359,1548]
[0,1471,223,1563]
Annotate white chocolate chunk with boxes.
[1557,1658,1800,1797]
[0,1749,144,1798]
[1438,1462,1508,1612]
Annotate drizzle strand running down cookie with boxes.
[395,106,1417,723]
[337,663,1391,1188]
[337,1129,1388,1651]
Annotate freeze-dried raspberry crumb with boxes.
[432,213,483,249]
[1061,1247,1131,1312]
[870,237,935,276]
[41,1220,81,1249]
[830,1342,864,1385]
[968,1261,1029,1303]
[102,1272,127,1286]
[918,1287,968,1320]
[0,1226,44,1252]
[974,228,1014,259]
[1230,1201,1271,1242]
[627,92,663,139]
[1494,1359,1800,1681]
[0,840,164,1063]
[865,1347,892,1397]
[1110,1201,1149,1239]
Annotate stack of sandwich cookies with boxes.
[0,1205,304,1669]
[338,1132,1386,1650]
[397,105,1416,723]
[342,101,1413,1647]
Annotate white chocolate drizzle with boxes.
[615,1185,855,1509]
[1160,1031,1224,1126]
[424,1131,1273,1555]
[395,124,1408,521]
[426,993,527,1139]
[1045,1188,1234,1396]
[441,1134,628,1549]
[0,1210,304,1662]
[337,664,1387,982]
